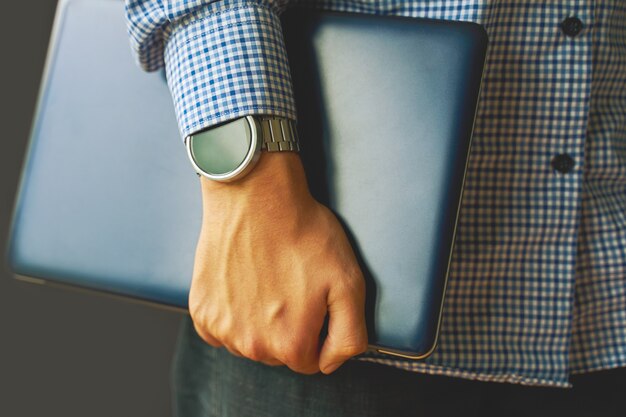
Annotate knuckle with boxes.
[188,308,207,335]
[188,300,203,324]
[189,304,231,346]
[274,341,318,374]
[261,358,283,367]
[223,344,242,358]
[187,289,206,320]
[189,303,218,334]
[342,274,366,296]
[296,363,321,375]
[238,338,266,362]
[191,320,218,347]
[332,276,365,303]
[289,359,320,375]
[275,345,301,368]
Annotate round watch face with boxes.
[186,116,261,182]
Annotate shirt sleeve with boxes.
[125,0,298,140]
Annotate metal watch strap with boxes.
[258,116,301,152]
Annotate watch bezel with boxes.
[184,115,262,182]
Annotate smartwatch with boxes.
[184,115,300,182]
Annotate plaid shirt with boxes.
[125,0,626,387]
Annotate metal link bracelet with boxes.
[259,116,301,152]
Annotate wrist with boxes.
[199,152,315,220]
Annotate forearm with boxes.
[125,0,368,374]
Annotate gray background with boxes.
[1,1,625,417]
[1,3,181,416]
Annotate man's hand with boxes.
[188,152,368,375]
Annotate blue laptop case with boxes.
[7,0,487,358]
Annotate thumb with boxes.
[318,284,368,374]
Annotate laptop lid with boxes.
[282,8,487,357]
[7,0,487,358]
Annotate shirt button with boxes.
[561,16,584,37]
[551,153,575,174]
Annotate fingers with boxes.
[273,336,321,375]
[191,320,223,348]
[223,344,281,366]
[318,282,369,374]
[191,287,367,375]
[192,319,306,369]
[192,316,322,372]
[260,358,283,367]
[191,285,367,375]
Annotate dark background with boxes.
[1,2,181,416]
[0,1,624,416]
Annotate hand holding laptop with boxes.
[8,1,486,366]
[189,152,368,374]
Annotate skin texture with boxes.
[189,152,369,375]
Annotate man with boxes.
[126,0,626,415]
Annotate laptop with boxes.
[7,0,487,359]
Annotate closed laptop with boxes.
[7,0,487,358]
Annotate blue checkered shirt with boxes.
[125,0,626,387]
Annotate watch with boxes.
[184,115,300,182]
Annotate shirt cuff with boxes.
[163,2,298,140]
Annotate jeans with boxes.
[171,315,487,417]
